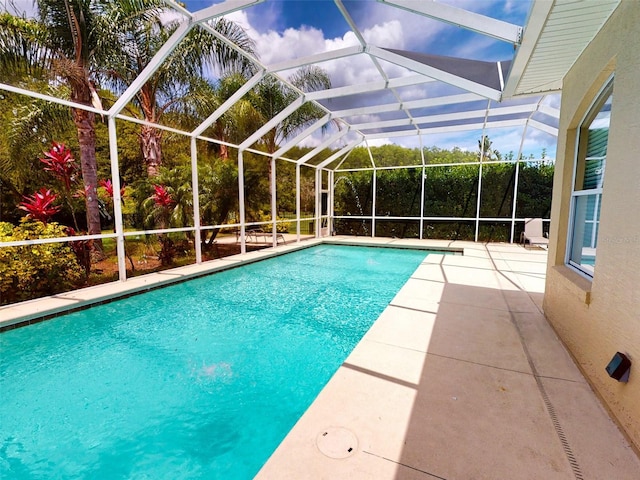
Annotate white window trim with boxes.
[565,75,614,279]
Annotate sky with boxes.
[183,0,557,158]
[3,0,558,159]
[191,0,557,158]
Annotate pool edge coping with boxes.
[0,238,464,331]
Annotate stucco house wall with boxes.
[544,0,640,451]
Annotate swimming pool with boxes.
[0,244,431,479]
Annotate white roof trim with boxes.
[502,0,554,98]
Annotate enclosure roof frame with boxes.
[1,0,622,170]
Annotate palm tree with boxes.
[249,67,332,224]
[252,66,332,155]
[478,135,500,162]
[0,3,105,243]
[198,67,332,158]
[203,73,263,160]
[193,67,332,236]
[0,2,157,248]
[100,7,256,176]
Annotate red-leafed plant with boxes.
[97,179,136,272]
[65,227,93,278]
[40,142,78,193]
[145,184,176,266]
[152,184,174,208]
[18,188,61,224]
[39,142,83,230]
[74,184,91,199]
[99,179,126,200]
[100,179,114,197]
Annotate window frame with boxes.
[566,76,614,278]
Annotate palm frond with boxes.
[36,0,81,60]
[0,87,73,192]
[9,86,74,146]
[288,65,331,93]
[0,12,52,81]
[162,16,256,83]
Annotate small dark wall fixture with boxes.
[606,352,631,382]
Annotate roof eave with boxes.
[502,0,554,99]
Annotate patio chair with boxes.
[521,218,549,248]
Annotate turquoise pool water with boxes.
[0,245,429,479]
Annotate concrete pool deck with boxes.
[257,238,640,479]
[2,237,639,478]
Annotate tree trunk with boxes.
[267,134,277,222]
[205,200,232,246]
[220,143,228,160]
[71,103,103,255]
[141,124,162,177]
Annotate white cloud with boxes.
[452,35,501,60]
[296,134,321,149]
[542,94,561,109]
[365,137,393,148]
[353,1,448,50]
[362,20,405,49]
[257,26,328,66]
[521,129,557,159]
[421,131,482,151]
[225,11,421,90]
[388,136,421,149]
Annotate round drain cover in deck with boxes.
[316,427,358,458]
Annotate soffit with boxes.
[503,0,622,97]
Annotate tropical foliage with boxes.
[0,220,84,305]
[1,2,112,243]
[99,3,256,176]
[18,188,60,223]
[333,146,553,241]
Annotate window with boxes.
[567,79,613,276]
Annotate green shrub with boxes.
[0,220,84,305]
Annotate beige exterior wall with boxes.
[544,1,640,451]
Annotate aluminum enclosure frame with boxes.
[0,0,621,284]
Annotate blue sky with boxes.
[184,0,532,61]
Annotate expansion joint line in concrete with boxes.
[362,450,448,480]
[485,247,585,480]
